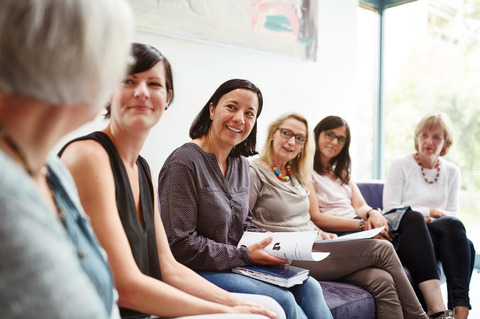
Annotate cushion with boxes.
[319,281,375,319]
[356,181,384,210]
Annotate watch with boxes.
[366,207,380,219]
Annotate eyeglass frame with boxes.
[276,128,307,144]
[323,130,348,145]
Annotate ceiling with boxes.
[359,0,417,11]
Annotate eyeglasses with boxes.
[323,130,347,145]
[277,128,307,144]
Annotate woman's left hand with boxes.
[366,210,392,241]
[429,207,450,219]
[318,229,338,240]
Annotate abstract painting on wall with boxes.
[128,0,318,61]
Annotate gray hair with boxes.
[0,0,133,113]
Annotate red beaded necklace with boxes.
[271,162,292,181]
[414,152,440,184]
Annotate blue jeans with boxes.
[197,271,332,319]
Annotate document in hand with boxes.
[232,264,309,288]
[314,226,385,243]
[237,231,330,261]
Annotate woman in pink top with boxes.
[309,115,461,319]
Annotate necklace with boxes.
[271,162,292,181]
[0,124,34,176]
[414,152,440,184]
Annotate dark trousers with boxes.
[396,210,475,310]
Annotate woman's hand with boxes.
[366,210,393,241]
[318,229,338,240]
[229,299,278,318]
[429,207,449,219]
[248,237,289,265]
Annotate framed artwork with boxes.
[128,0,318,61]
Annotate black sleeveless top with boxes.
[59,131,161,318]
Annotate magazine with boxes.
[232,264,309,288]
[237,231,330,261]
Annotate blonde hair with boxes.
[414,111,454,156]
[258,113,314,185]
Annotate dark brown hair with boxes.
[104,42,174,118]
[189,79,263,157]
[313,116,351,184]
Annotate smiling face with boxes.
[416,125,445,159]
[209,88,259,150]
[271,117,307,164]
[109,61,170,132]
[317,125,347,163]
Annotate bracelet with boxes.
[366,207,381,219]
[359,219,366,231]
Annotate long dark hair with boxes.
[189,79,263,157]
[105,42,174,118]
[313,116,351,184]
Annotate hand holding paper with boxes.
[238,231,330,262]
[247,236,290,265]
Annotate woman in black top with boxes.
[60,43,280,319]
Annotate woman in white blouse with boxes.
[383,112,474,319]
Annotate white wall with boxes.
[57,0,359,182]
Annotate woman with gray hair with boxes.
[0,0,133,318]
[384,111,475,319]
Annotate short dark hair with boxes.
[105,42,174,118]
[189,79,263,157]
[313,116,351,184]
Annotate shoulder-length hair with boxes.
[313,116,351,184]
[189,79,263,157]
[258,113,314,186]
[105,43,174,118]
[414,111,454,156]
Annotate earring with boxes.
[210,115,213,120]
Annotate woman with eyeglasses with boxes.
[249,113,428,319]
[308,115,459,319]
[158,80,332,319]
[383,112,474,319]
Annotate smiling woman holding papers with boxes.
[158,80,332,319]
[249,113,428,319]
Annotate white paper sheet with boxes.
[314,226,385,243]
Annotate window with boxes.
[383,0,480,248]
[356,6,379,180]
